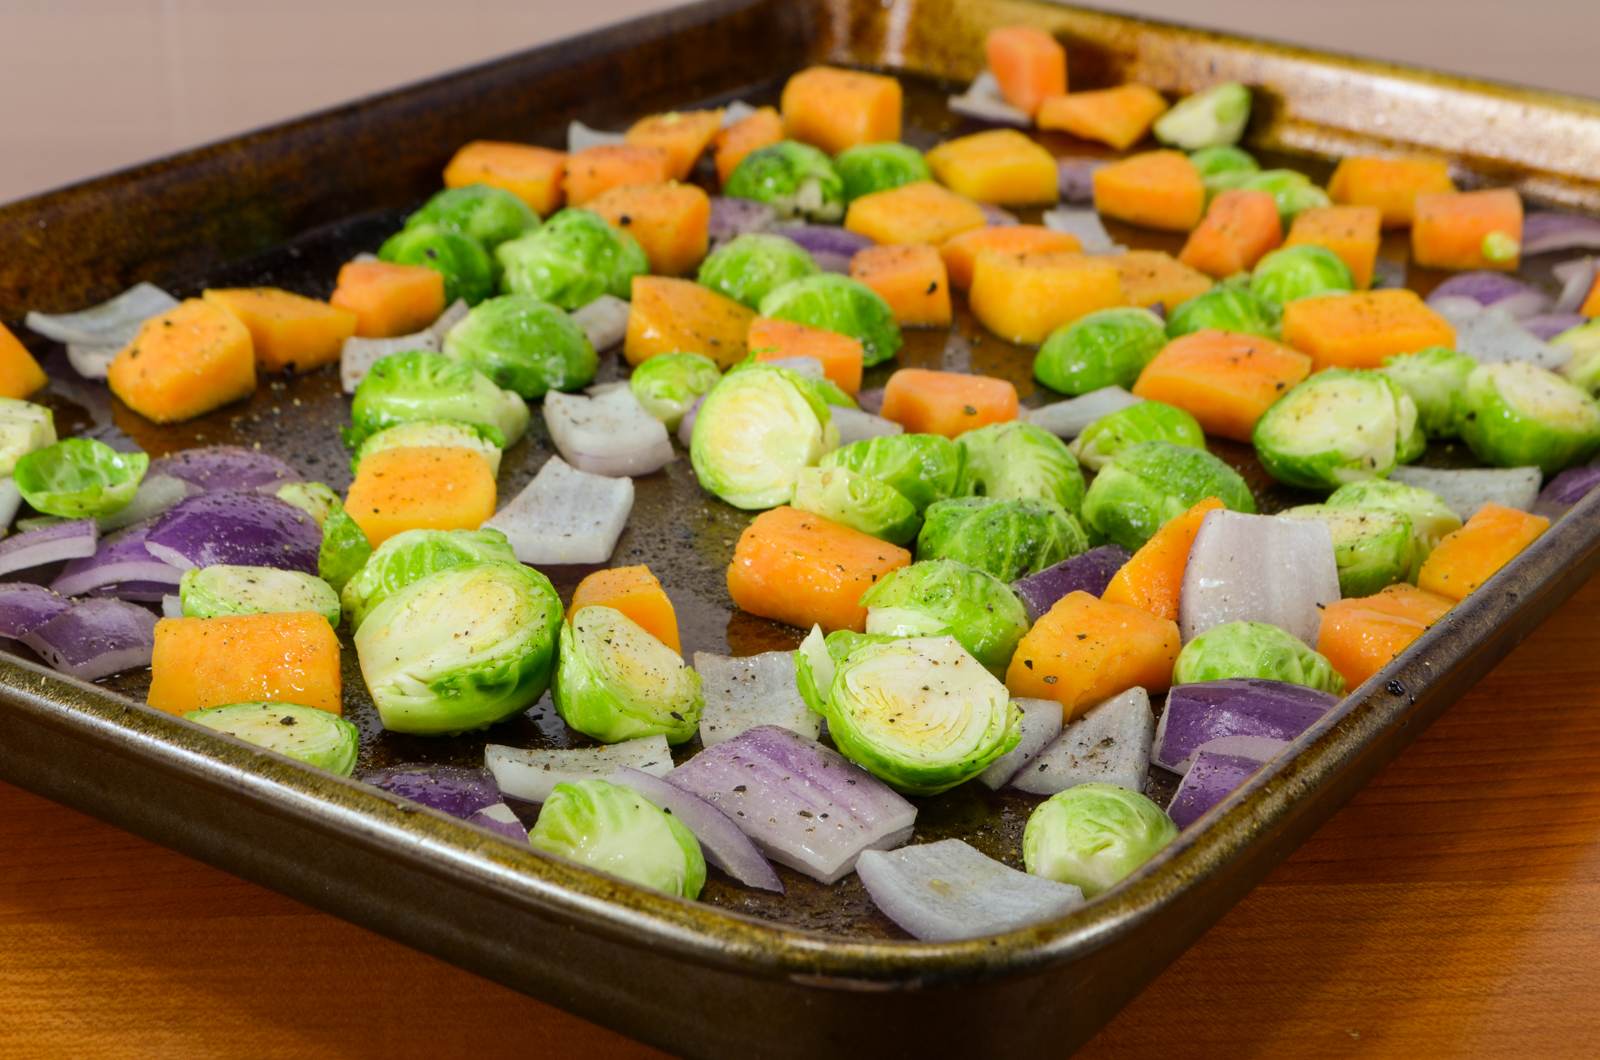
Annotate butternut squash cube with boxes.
[0,322,48,399]
[748,317,864,396]
[564,144,674,206]
[1285,205,1383,288]
[713,106,784,185]
[781,66,902,155]
[344,445,497,547]
[1327,155,1455,229]
[1105,250,1214,309]
[626,109,725,181]
[1037,85,1168,151]
[925,128,1059,206]
[202,287,357,374]
[107,299,256,424]
[849,244,952,328]
[844,181,988,247]
[969,250,1125,344]
[586,181,711,277]
[940,225,1083,290]
[1092,150,1205,232]
[148,612,342,716]
[444,141,567,216]
[625,276,754,369]
[330,260,447,339]
[1281,289,1456,370]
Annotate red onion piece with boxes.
[978,696,1064,790]
[856,387,886,415]
[1012,544,1131,620]
[143,491,320,573]
[1390,465,1541,519]
[25,282,179,347]
[1167,750,1264,829]
[1153,679,1338,775]
[362,764,503,819]
[609,766,783,892]
[0,519,98,577]
[1043,208,1120,253]
[709,197,777,247]
[21,597,157,681]
[98,474,196,533]
[1522,313,1588,341]
[1434,300,1568,369]
[692,650,820,748]
[1057,158,1104,204]
[1522,211,1600,255]
[87,580,183,604]
[0,583,72,640]
[775,224,874,274]
[831,406,904,445]
[51,522,183,597]
[858,839,1083,941]
[1427,271,1550,319]
[1025,387,1143,438]
[483,455,633,566]
[977,203,1019,227]
[676,394,706,447]
[947,72,1032,128]
[1552,258,1597,314]
[1533,465,1600,518]
[1179,510,1340,646]
[465,802,531,843]
[484,736,673,805]
[149,446,300,494]
[569,294,630,352]
[1011,687,1154,794]
[543,388,673,478]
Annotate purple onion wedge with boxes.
[775,224,874,274]
[149,445,300,493]
[361,764,503,819]
[1153,678,1338,775]
[1522,211,1600,255]
[1057,158,1104,204]
[1426,271,1550,319]
[610,766,782,892]
[51,522,183,597]
[857,839,1082,941]
[978,697,1064,790]
[21,597,157,681]
[1533,465,1600,518]
[1521,313,1587,341]
[0,518,98,577]
[1167,750,1264,829]
[1012,545,1131,620]
[708,196,777,247]
[465,802,531,843]
[0,583,72,640]
[144,491,320,572]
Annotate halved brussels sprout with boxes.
[1165,284,1276,339]
[354,561,562,735]
[441,293,597,398]
[1459,362,1600,474]
[759,274,903,367]
[1252,369,1420,489]
[275,481,340,528]
[1081,441,1256,550]
[496,208,648,310]
[530,778,705,899]
[1173,620,1346,693]
[555,605,704,745]
[13,438,148,518]
[1325,478,1462,558]
[346,350,530,450]
[1280,505,1416,597]
[696,233,819,309]
[184,702,360,776]
[1153,82,1252,150]
[0,398,56,476]
[403,184,538,250]
[791,465,920,544]
[354,420,503,478]
[793,625,896,715]
[859,559,1029,676]
[379,223,496,305]
[1235,169,1331,224]
[834,142,932,202]
[917,497,1087,582]
[956,421,1086,515]
[1381,347,1475,440]
[1023,783,1178,897]
[341,527,518,630]
[1555,319,1600,395]
[180,564,341,625]
[1069,401,1206,471]
[723,140,846,222]
[317,499,371,594]
[1190,145,1259,183]
[690,363,831,510]
[629,352,722,430]
[1034,307,1168,396]
[1249,245,1354,306]
[818,433,962,513]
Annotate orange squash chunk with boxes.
[1316,583,1453,690]
[713,106,784,185]
[1037,85,1168,150]
[985,26,1067,116]
[148,612,342,716]
[1583,273,1600,319]
[1093,150,1205,232]
[1133,330,1313,442]
[1285,205,1382,288]
[1102,499,1225,621]
[781,66,902,155]
[844,181,988,247]
[1179,189,1283,278]
[925,128,1059,206]
[1107,250,1214,310]
[564,144,675,206]
[107,299,256,424]
[849,244,952,328]
[330,260,447,339]
[1281,289,1455,371]
[1412,188,1523,272]
[625,109,725,181]
[1327,155,1455,229]
[444,141,566,216]
[624,276,754,369]
[1417,503,1549,602]
[969,250,1125,344]
[748,317,864,395]
[1005,591,1180,721]
[727,506,911,633]
[880,368,1019,438]
[0,322,48,399]
[201,287,357,375]
[586,182,711,277]
[570,565,681,654]
[940,225,1082,290]
[344,446,497,548]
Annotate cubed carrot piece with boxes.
[880,367,1019,438]
[748,317,864,395]
[1005,590,1180,721]
[713,106,784,185]
[107,299,256,424]
[1093,150,1205,232]
[201,287,357,375]
[0,321,48,399]
[1101,498,1225,621]
[586,181,711,277]
[625,109,725,181]
[848,244,952,327]
[1133,330,1313,442]
[1281,289,1455,370]
[570,564,681,653]
[1327,155,1455,229]
[1417,503,1548,602]
[564,144,675,206]
[1285,205,1382,288]
[1106,250,1214,310]
[925,128,1059,206]
[969,250,1125,344]
[1316,583,1454,690]
[1412,188,1524,272]
[940,225,1083,290]
[1036,85,1168,150]
[844,181,989,246]
[330,260,447,339]
[985,25,1067,116]
[444,141,566,216]
[148,612,342,716]
[726,506,911,632]
[344,446,497,547]
[1179,189,1283,278]
[624,276,755,369]
[781,66,902,155]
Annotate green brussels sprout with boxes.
[1458,361,1600,474]
[1190,145,1259,183]
[354,561,562,735]
[1023,783,1178,897]
[1325,479,1462,558]
[792,371,858,410]
[555,605,704,745]
[404,184,538,250]
[834,142,932,202]
[440,293,596,399]
[184,702,360,776]
[496,208,648,310]
[696,233,819,309]
[791,465,919,544]
[1252,369,1421,489]
[1153,82,1252,150]
[346,350,530,450]
[530,779,706,899]
[317,499,371,594]
[1234,169,1331,225]
[1034,307,1168,396]
[859,559,1029,676]
[793,625,897,715]
[275,481,340,528]
[353,420,503,477]
[1165,284,1277,339]
[819,433,961,513]
[917,497,1088,582]
[14,438,147,518]
[1069,401,1206,471]
[956,421,1086,515]
[1173,620,1346,694]
[1249,245,1354,306]
[723,140,845,222]
[180,565,341,625]
[0,398,55,476]
[690,363,832,510]
[759,274,903,367]
[1280,505,1416,597]
[1555,319,1600,395]
[1381,347,1475,440]
[629,352,722,430]
[1081,441,1256,551]
[341,527,518,631]
[378,223,496,305]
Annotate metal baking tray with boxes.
[3,1,1598,1054]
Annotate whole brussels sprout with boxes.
[792,465,920,544]
[1458,361,1600,475]
[629,352,722,430]
[696,233,819,309]
[1173,620,1346,694]
[1165,284,1276,340]
[341,527,518,630]
[404,184,539,250]
[346,350,530,449]
[13,438,147,518]
[1382,347,1475,440]
[1153,82,1252,150]
[834,142,932,202]
[354,561,563,734]
[1249,245,1354,306]
[1023,783,1178,897]
[180,565,341,625]
[724,140,846,222]
[1325,479,1462,557]
[1280,505,1416,596]
[496,208,648,310]
[1234,169,1330,225]
[1069,401,1206,471]
[917,496,1088,582]
[1555,320,1600,395]
[1081,441,1256,551]
[690,363,832,509]
[1190,145,1259,183]
[379,223,496,305]
[530,779,706,899]
[555,605,704,745]
[441,293,597,398]
[275,481,341,527]
[957,421,1086,514]
[859,559,1029,676]
[317,499,371,594]
[1252,369,1421,490]
[759,274,903,366]
[354,420,503,478]
[1034,307,1168,396]
[819,433,961,513]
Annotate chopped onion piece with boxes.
[608,766,783,892]
[709,197,777,247]
[25,282,178,347]
[1533,465,1600,518]
[0,518,98,577]
[676,394,706,447]
[485,736,673,804]
[948,72,1032,128]
[856,387,885,415]
[340,329,441,394]
[160,594,183,618]
[484,456,633,566]
[51,522,183,597]
[1432,300,1568,370]
[764,356,825,378]
[143,491,320,573]
[362,764,503,818]
[1154,679,1337,775]
[831,406,905,445]
[1427,272,1550,319]
[567,120,627,152]
[858,839,1083,941]
[1167,750,1263,829]
[1180,510,1340,646]
[22,597,157,682]
[570,294,630,352]
[721,100,759,126]
[465,803,531,843]
[1522,211,1600,255]
[0,477,20,531]
[979,697,1064,790]
[66,343,118,380]
[1390,465,1541,519]
[776,225,873,274]
[1522,313,1588,341]
[1371,257,1408,290]
[977,203,1019,227]
[1025,387,1143,438]
[1012,545,1131,621]
[149,446,299,494]
[1011,688,1154,794]
[1057,158,1104,204]
[693,650,821,748]
[544,388,673,478]
[429,299,470,341]
[0,583,71,641]
[1553,258,1598,315]
[98,474,195,533]
[1042,208,1121,254]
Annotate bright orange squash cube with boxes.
[748,317,865,396]
[1285,205,1382,288]
[844,181,988,247]
[849,244,952,328]
[624,276,754,369]
[0,322,48,399]
[781,66,902,155]
[1106,250,1214,310]
[713,107,785,185]
[564,144,675,206]
[586,182,711,277]
[148,612,342,716]
[1281,289,1456,370]
[939,225,1083,290]
[925,128,1059,206]
[1093,150,1205,232]
[1036,85,1168,150]
[330,260,447,339]
[1327,155,1455,229]
[344,446,497,547]
[969,250,1125,344]
[202,287,357,375]
[107,299,256,424]
[625,110,725,181]
[443,141,566,216]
